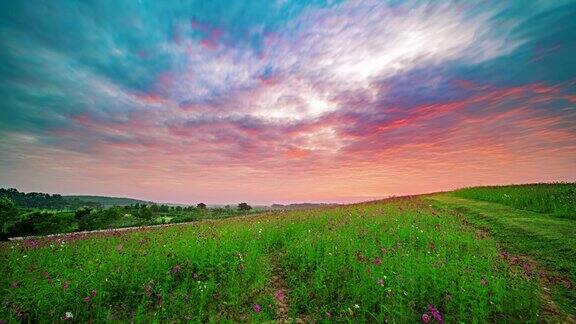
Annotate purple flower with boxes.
[172,264,181,274]
[422,314,431,323]
[10,282,18,289]
[91,290,97,297]
[377,278,385,286]
[275,290,285,302]
[83,296,91,303]
[428,305,443,323]
[117,244,123,252]
[63,281,70,291]
[373,257,382,266]
[253,304,261,313]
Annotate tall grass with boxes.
[1,197,541,322]
[453,183,576,219]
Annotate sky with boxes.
[0,0,575,205]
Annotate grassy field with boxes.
[453,183,575,219]
[1,184,574,322]
[430,194,576,317]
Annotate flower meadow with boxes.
[0,196,549,322]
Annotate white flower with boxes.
[23,255,28,258]
[354,304,360,309]
[65,311,74,319]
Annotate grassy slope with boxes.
[0,197,543,322]
[452,183,575,219]
[429,194,576,316]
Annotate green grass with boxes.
[453,183,576,219]
[430,193,576,316]
[1,196,544,322]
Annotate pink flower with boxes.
[172,264,181,274]
[83,296,91,303]
[91,290,97,297]
[253,304,261,313]
[373,257,382,266]
[117,244,123,252]
[428,305,444,323]
[11,282,18,289]
[422,314,431,323]
[274,290,285,302]
[377,278,385,286]
[63,281,70,291]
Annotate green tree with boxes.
[196,203,207,210]
[74,207,92,220]
[138,207,154,221]
[0,197,19,240]
[238,202,252,211]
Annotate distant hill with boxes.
[64,195,154,207]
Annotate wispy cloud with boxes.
[0,0,574,204]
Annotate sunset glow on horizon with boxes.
[0,1,575,204]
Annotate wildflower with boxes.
[91,290,97,297]
[64,312,73,320]
[275,290,285,302]
[422,313,431,323]
[354,304,360,309]
[156,293,164,306]
[253,304,261,313]
[480,278,487,285]
[117,244,123,252]
[11,282,18,289]
[428,305,443,323]
[145,285,153,297]
[523,263,533,275]
[172,264,181,274]
[325,311,332,318]
[83,296,91,303]
[377,278,385,286]
[373,257,382,266]
[63,281,70,291]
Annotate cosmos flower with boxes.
[428,305,443,323]
[64,312,73,320]
[275,290,285,302]
[422,313,431,323]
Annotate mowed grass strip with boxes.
[452,182,576,219]
[1,197,542,322]
[430,193,576,316]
